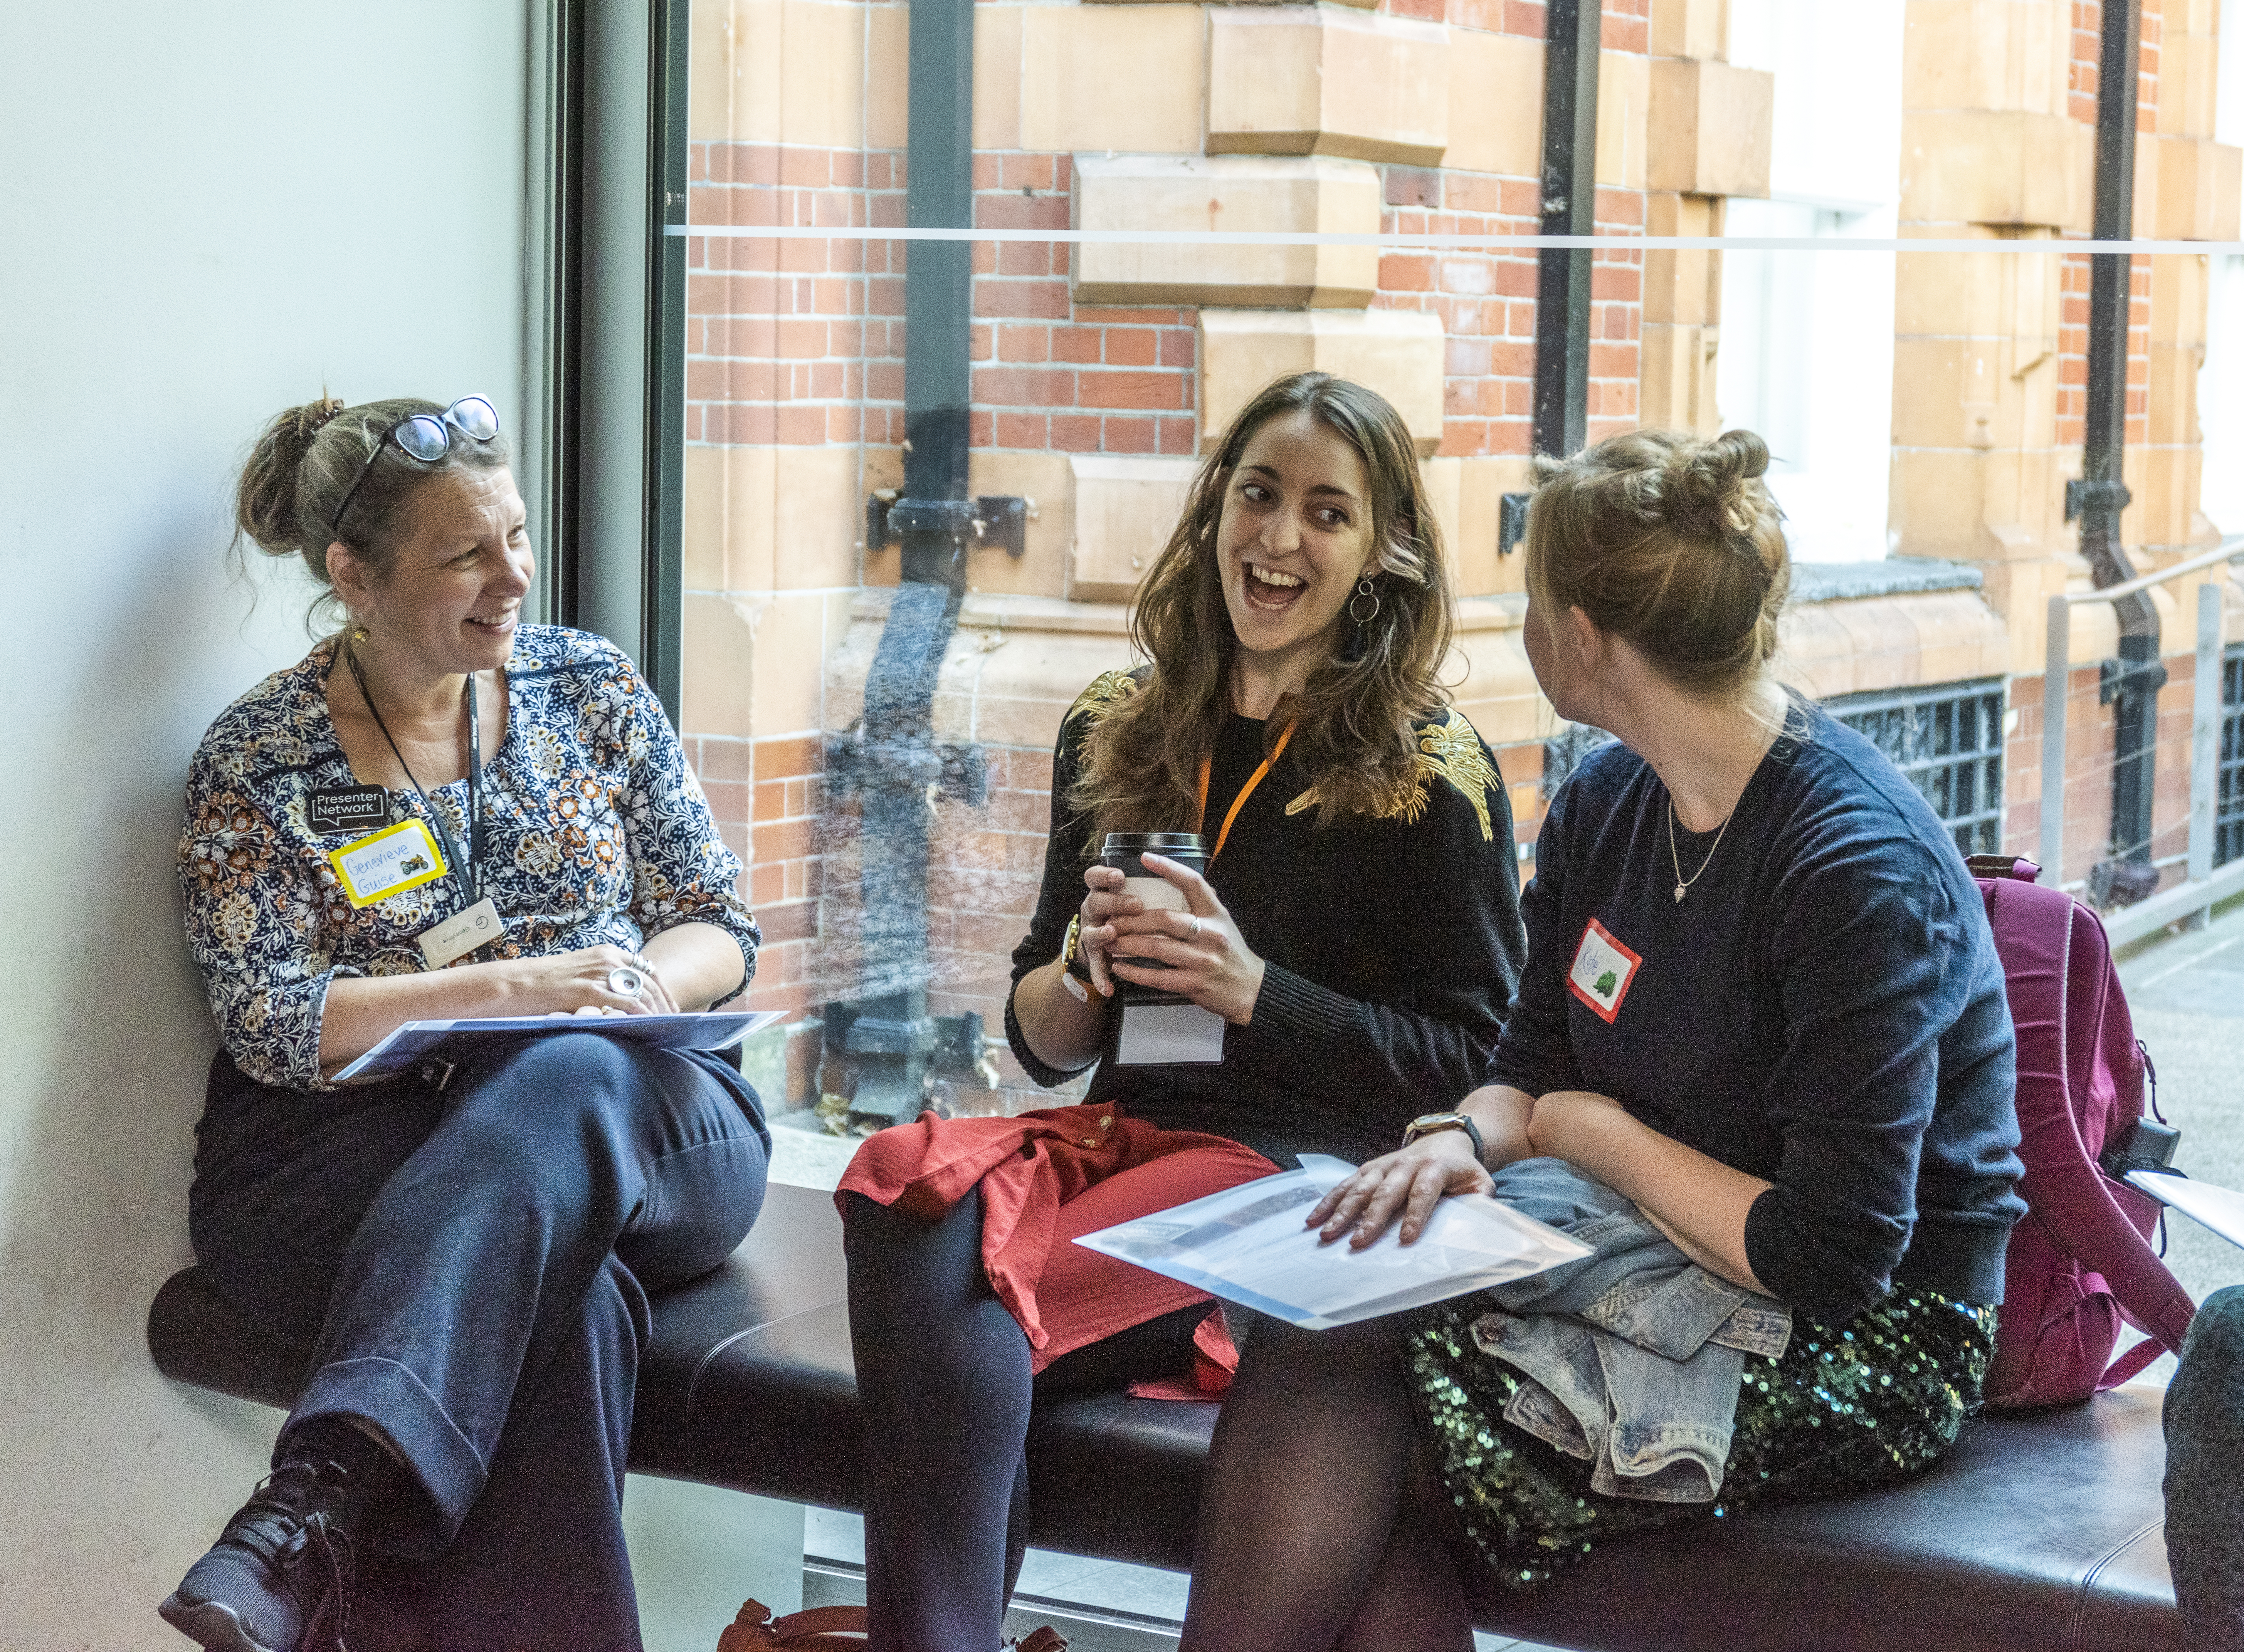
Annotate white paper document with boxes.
[1073,1154,1594,1329]
[2128,1170,2244,1252]
[333,1009,785,1083]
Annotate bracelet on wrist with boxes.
[1060,913,1095,983]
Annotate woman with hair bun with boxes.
[838,372,1528,1651]
[1178,428,2027,1650]
[162,395,768,1651]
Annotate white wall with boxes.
[1722,0,1908,564]
[0,7,529,1644]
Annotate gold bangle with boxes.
[1060,913,1093,982]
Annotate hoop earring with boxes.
[1342,576,1381,663]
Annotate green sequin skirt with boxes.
[1405,1288,1998,1591]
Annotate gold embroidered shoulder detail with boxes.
[1069,668,1143,728]
[1370,709,1501,841]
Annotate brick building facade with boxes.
[676,0,2241,1111]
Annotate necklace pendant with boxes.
[1674,884,1687,903]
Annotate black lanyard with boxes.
[345,643,482,909]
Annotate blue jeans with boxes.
[190,1032,768,1652]
[2168,1284,2244,1652]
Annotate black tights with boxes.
[1178,1315,1474,1652]
[840,1189,1202,1652]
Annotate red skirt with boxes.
[837,1103,1277,1390]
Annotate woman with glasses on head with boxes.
[1177,428,2025,1650]
[162,396,768,1652]
[838,372,1528,1651]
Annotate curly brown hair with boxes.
[1072,373,1454,846]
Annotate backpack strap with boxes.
[1989,880,2196,1372]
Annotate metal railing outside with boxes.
[2223,644,2244,870]
[2040,536,2244,946]
[1828,679,2008,857]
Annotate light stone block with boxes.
[867,7,907,150]
[1893,227,2062,347]
[679,445,865,597]
[2150,252,2212,351]
[1901,0,2072,118]
[1206,8,1450,167]
[1071,155,1381,308]
[1775,589,2010,701]
[2139,135,2244,242]
[1644,192,1725,326]
[1641,321,1720,436]
[1647,59,1773,197]
[1426,455,1532,599]
[1890,337,2057,451]
[1067,455,1199,603]
[2156,25,2220,138]
[966,450,1072,600]
[682,588,852,742]
[1197,309,1448,455]
[1019,5,1206,155]
[701,0,896,149]
[1596,49,1652,190]
[1649,0,1729,62]
[1899,109,2093,228]
[973,7,1024,150]
[1445,30,1543,177]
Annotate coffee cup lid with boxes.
[1103,831,1207,855]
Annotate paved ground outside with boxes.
[761,890,2244,1651]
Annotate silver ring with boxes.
[606,965,646,998]
[1186,915,1202,939]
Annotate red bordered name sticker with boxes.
[1567,918,1642,1025]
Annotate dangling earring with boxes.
[1343,576,1381,662]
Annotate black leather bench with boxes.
[149,1182,2180,1651]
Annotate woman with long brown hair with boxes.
[837,372,1528,1650]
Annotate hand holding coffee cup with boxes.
[1101,837,1266,1027]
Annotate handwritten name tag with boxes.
[328,819,448,909]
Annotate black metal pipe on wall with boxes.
[1532,0,1603,460]
[829,0,992,1121]
[2073,0,2165,902]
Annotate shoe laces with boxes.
[225,1460,356,1651]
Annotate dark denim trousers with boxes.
[2168,1284,2244,1652]
[190,1031,769,1652]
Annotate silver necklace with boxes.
[1666,796,1735,903]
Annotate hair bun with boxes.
[1669,428,1771,542]
[294,397,347,446]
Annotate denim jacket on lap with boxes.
[1468,1158,1792,1503]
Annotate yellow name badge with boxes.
[328,819,449,909]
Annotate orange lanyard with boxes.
[1195,720,1296,863]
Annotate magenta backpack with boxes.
[1968,856,2195,1409]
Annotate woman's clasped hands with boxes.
[1074,850,1265,1026]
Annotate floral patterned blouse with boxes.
[179,625,759,1092]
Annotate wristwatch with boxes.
[1060,913,1094,982]
[1402,1110,1486,1167]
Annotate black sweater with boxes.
[1006,673,1528,1168]
[1489,700,2026,1324]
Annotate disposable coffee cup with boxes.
[1101,832,1208,1006]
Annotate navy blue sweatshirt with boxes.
[1488,700,2026,1324]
